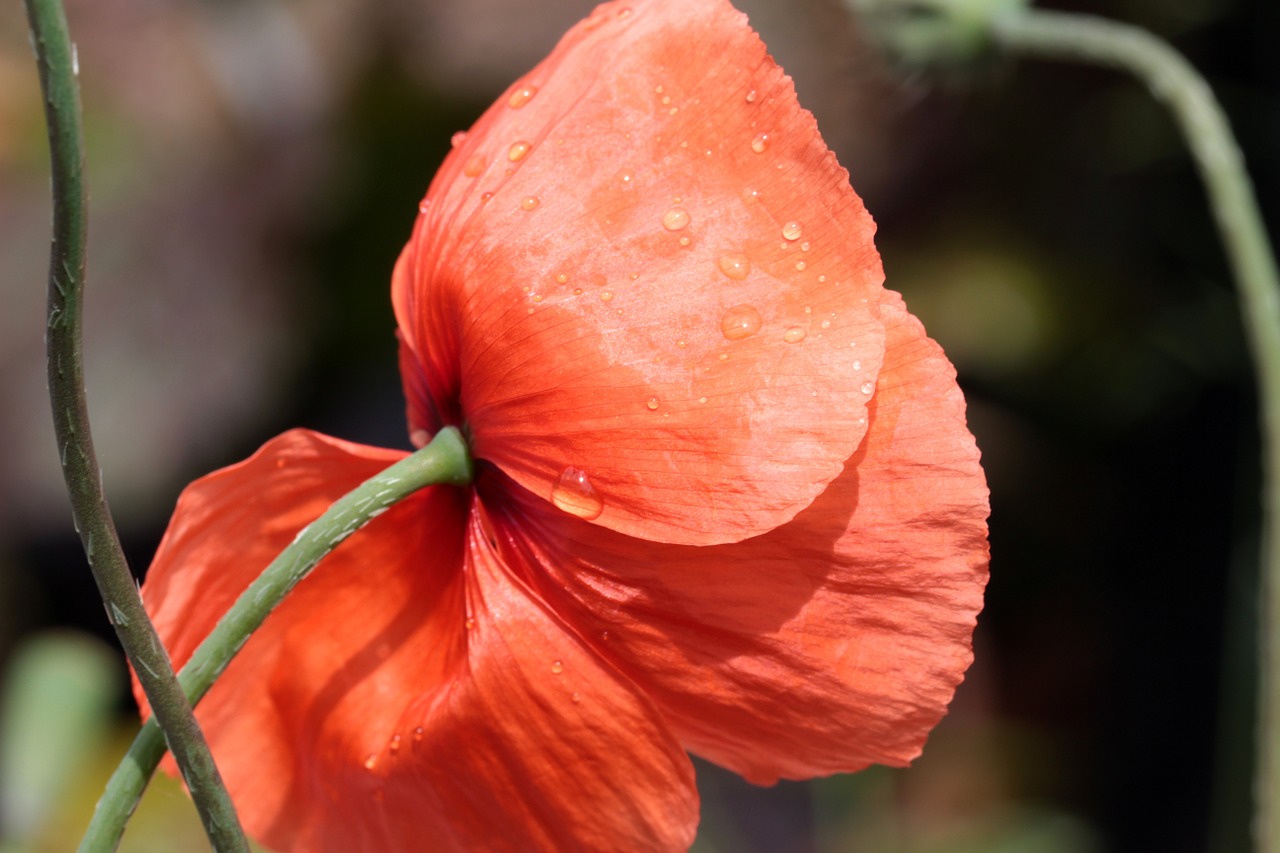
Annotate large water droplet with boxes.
[551,467,604,519]
[721,305,762,340]
[781,221,803,241]
[662,207,691,231]
[717,253,751,280]
[751,132,770,154]
[508,140,532,162]
[508,86,538,109]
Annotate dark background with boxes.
[1,0,1276,850]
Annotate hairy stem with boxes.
[23,0,249,849]
[80,427,473,853]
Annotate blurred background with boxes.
[0,0,1276,850]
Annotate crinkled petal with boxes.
[137,430,697,852]
[484,292,989,783]
[394,0,886,546]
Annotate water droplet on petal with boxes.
[795,260,807,271]
[418,199,430,214]
[861,381,875,395]
[784,327,807,343]
[717,253,751,280]
[508,86,538,109]
[662,207,691,231]
[410,429,430,448]
[781,221,803,241]
[364,754,378,771]
[508,140,532,162]
[556,273,569,284]
[698,396,708,404]
[413,726,424,742]
[480,191,494,203]
[600,291,614,302]
[463,155,485,177]
[465,615,476,629]
[389,734,402,754]
[745,89,758,103]
[646,397,660,410]
[852,359,862,371]
[450,131,467,148]
[721,305,762,340]
[521,195,541,211]
[551,467,604,519]
[751,132,770,153]
[571,692,582,704]
[800,241,811,252]
[551,660,564,674]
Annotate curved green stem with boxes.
[24,0,248,850]
[987,14,1280,853]
[854,2,1280,849]
[80,427,473,853]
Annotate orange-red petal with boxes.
[483,291,989,783]
[138,430,697,852]
[394,0,886,546]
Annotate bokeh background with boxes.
[1,0,1277,850]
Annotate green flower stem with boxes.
[24,0,249,850]
[989,14,1280,853]
[857,2,1280,849]
[80,427,473,853]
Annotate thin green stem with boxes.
[855,2,1280,848]
[80,427,473,853]
[987,16,1280,853]
[23,0,248,850]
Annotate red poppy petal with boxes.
[486,291,989,783]
[138,430,697,851]
[394,0,886,546]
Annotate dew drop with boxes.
[717,253,751,280]
[861,381,875,395]
[721,304,763,340]
[418,199,430,214]
[480,191,494,203]
[795,260,807,271]
[698,396,708,404]
[818,274,828,283]
[521,195,541,211]
[781,221,803,241]
[572,692,582,704]
[820,319,831,330]
[410,429,430,448]
[413,727,425,742]
[450,131,467,148]
[389,734,402,754]
[551,467,604,519]
[363,754,378,771]
[600,291,614,302]
[556,273,569,284]
[745,89,758,104]
[601,630,611,641]
[800,241,812,252]
[507,140,532,162]
[662,207,691,231]
[463,155,485,177]
[852,359,862,371]
[573,288,583,295]
[507,86,538,109]
[783,327,807,343]
[750,132,770,154]
[551,660,565,674]
[646,397,660,411]
[465,616,476,629]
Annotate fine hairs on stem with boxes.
[22,0,248,849]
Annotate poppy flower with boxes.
[136,0,989,850]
